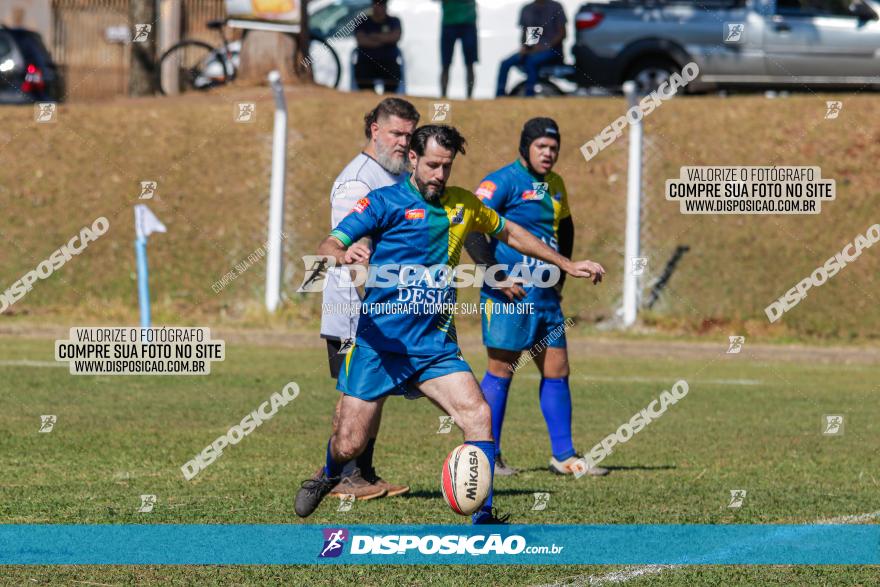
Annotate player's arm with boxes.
[464,232,496,266]
[464,233,526,301]
[317,235,371,267]
[555,216,575,294]
[319,192,383,267]
[496,219,603,284]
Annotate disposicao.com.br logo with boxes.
[319,529,563,557]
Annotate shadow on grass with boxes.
[508,464,677,474]
[402,488,546,500]
[603,464,677,472]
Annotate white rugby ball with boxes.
[441,444,491,515]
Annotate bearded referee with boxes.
[320,97,419,501]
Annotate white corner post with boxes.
[622,80,642,328]
[265,70,287,312]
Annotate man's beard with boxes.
[414,174,444,203]
[375,143,408,175]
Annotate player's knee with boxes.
[461,401,492,437]
[333,439,361,462]
[333,430,365,462]
[543,365,570,379]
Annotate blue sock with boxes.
[480,372,512,455]
[466,440,496,523]
[324,438,345,479]
[539,377,576,461]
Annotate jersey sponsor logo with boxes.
[475,180,497,201]
[352,197,370,213]
[521,189,544,201]
[450,205,465,225]
[405,208,425,220]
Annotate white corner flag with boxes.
[134,204,166,328]
[135,204,167,240]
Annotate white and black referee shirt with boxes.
[320,152,403,341]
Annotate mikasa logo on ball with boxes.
[442,444,490,515]
[465,452,479,501]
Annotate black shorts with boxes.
[354,52,402,92]
[325,337,345,380]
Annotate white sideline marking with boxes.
[0,360,64,368]
[535,511,880,586]
[816,510,880,524]
[521,374,762,386]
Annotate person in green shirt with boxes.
[437,0,478,98]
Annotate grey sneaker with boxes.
[494,454,519,476]
[295,467,340,518]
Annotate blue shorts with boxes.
[481,294,567,352]
[336,342,471,401]
[441,24,478,66]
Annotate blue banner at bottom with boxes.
[1,525,878,565]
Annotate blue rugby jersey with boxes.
[330,175,505,355]
[474,160,571,304]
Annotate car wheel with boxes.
[624,58,677,95]
[510,79,564,97]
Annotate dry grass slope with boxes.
[1,87,878,341]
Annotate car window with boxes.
[311,1,373,38]
[10,31,53,65]
[776,0,854,17]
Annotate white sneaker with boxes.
[549,454,609,477]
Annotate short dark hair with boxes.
[363,98,420,140]
[409,125,467,157]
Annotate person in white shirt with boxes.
[319,97,420,501]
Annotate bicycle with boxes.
[156,18,341,95]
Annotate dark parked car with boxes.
[0,27,63,104]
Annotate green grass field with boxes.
[2,333,878,585]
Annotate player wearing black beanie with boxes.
[518,117,561,172]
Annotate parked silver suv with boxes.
[572,0,880,92]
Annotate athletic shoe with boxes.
[294,468,340,518]
[329,468,387,501]
[549,454,610,477]
[494,454,519,477]
[473,508,511,525]
[362,468,410,497]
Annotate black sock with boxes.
[341,459,358,478]
[356,437,377,477]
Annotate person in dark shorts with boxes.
[354,0,403,93]
[438,0,478,98]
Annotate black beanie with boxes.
[519,117,561,161]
